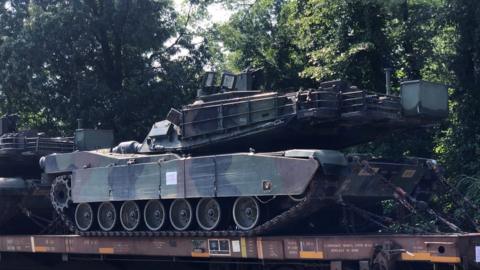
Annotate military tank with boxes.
[40,70,449,235]
[138,69,447,154]
[0,115,113,233]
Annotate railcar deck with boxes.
[0,233,478,269]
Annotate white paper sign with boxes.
[475,246,480,262]
[231,240,240,253]
[166,171,177,185]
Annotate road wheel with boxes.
[233,197,260,230]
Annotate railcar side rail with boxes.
[0,233,479,269]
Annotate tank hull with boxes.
[43,149,436,234]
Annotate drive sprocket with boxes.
[50,175,72,212]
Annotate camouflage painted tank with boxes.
[43,149,440,234]
[40,74,449,235]
[138,70,447,154]
[0,115,113,233]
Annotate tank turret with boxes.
[136,71,448,155]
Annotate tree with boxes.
[213,0,314,90]
[294,0,391,92]
[213,0,453,160]
[436,0,480,177]
[0,0,209,140]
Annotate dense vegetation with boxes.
[210,0,480,200]
[0,0,211,140]
[1,0,480,224]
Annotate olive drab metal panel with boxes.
[74,129,114,151]
[340,162,427,199]
[184,157,216,197]
[72,166,111,202]
[223,101,250,128]
[160,158,186,199]
[214,154,318,197]
[73,163,162,203]
[400,80,448,118]
[181,93,294,138]
[296,90,338,119]
[284,149,347,175]
[249,97,277,123]
[43,151,178,174]
[69,152,319,203]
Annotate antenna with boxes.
[77,119,83,130]
[384,68,393,95]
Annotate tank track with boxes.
[54,176,324,237]
[53,165,462,237]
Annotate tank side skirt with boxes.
[54,150,437,237]
[71,154,319,203]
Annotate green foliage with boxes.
[212,0,453,160]
[212,0,314,90]
[208,0,480,231]
[0,0,208,140]
[436,0,480,178]
[1,0,480,231]
[295,0,390,92]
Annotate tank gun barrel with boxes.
[384,68,393,95]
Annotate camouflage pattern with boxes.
[42,150,179,174]
[340,157,432,200]
[0,114,73,232]
[0,115,114,176]
[74,129,114,151]
[0,114,114,233]
[39,75,448,233]
[42,147,434,206]
[65,153,317,203]
[136,78,448,155]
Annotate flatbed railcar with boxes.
[0,233,478,270]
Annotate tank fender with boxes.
[42,151,119,174]
[284,149,347,175]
